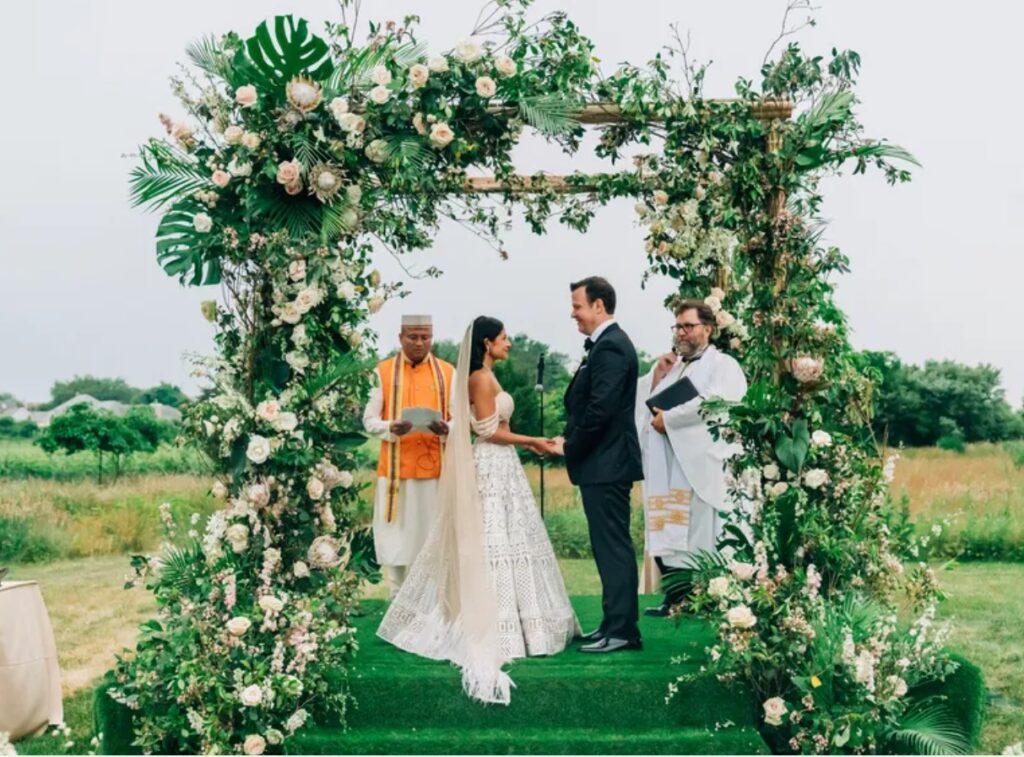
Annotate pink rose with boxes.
[235,85,257,108]
[211,170,230,188]
[276,160,301,186]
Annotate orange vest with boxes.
[376,353,454,522]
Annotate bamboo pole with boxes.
[485,99,793,123]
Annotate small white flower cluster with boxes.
[637,184,738,269]
[700,287,748,347]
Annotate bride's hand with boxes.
[527,438,552,457]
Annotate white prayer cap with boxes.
[401,314,433,327]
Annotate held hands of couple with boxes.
[526,436,565,457]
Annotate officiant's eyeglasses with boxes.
[672,322,706,333]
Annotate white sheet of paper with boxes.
[401,406,442,431]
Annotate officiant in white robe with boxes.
[635,299,747,615]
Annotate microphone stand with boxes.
[535,352,546,520]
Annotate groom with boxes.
[551,277,644,653]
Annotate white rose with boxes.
[762,464,780,481]
[306,477,325,500]
[803,468,830,490]
[224,125,244,145]
[412,112,428,135]
[494,55,517,77]
[329,97,349,124]
[726,605,757,629]
[193,212,213,233]
[337,281,357,300]
[768,481,789,497]
[226,616,252,636]
[429,122,454,148]
[258,595,284,614]
[715,309,736,329]
[278,302,302,325]
[762,697,787,727]
[710,287,726,300]
[811,430,833,448]
[408,63,430,88]
[294,287,323,314]
[265,729,284,746]
[246,435,271,464]
[293,561,310,578]
[211,481,228,499]
[273,412,299,433]
[243,734,266,755]
[704,295,722,314]
[228,158,252,177]
[239,684,263,707]
[455,38,482,62]
[225,523,249,552]
[371,65,392,86]
[729,562,757,581]
[288,259,306,282]
[653,190,669,205]
[337,470,354,488]
[369,85,391,105]
[365,139,389,164]
[428,55,449,73]
[708,576,730,598]
[338,112,366,133]
[286,352,310,373]
[887,675,908,698]
[256,400,280,423]
[241,132,261,150]
[247,483,270,507]
[475,76,497,98]
[368,296,385,314]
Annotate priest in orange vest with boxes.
[363,315,456,598]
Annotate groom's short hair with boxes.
[570,276,616,314]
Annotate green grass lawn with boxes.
[8,558,1023,754]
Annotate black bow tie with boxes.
[584,337,595,352]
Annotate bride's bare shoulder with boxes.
[468,369,499,397]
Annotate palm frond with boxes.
[386,136,432,171]
[320,203,359,242]
[247,190,323,239]
[130,142,209,210]
[327,40,428,95]
[853,141,921,167]
[186,34,231,79]
[287,134,334,172]
[158,540,205,595]
[303,351,368,400]
[518,95,582,136]
[887,702,970,755]
[801,90,855,133]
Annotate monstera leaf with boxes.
[154,202,222,286]
[237,16,331,93]
[774,419,810,473]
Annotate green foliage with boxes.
[238,15,331,91]
[0,416,38,439]
[44,375,140,409]
[155,200,222,285]
[0,516,61,563]
[886,702,970,755]
[859,351,1024,446]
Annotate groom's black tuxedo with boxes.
[563,321,643,642]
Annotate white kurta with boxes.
[635,346,747,569]
[362,369,457,568]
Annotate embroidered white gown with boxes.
[378,390,580,664]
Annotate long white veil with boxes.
[377,323,513,704]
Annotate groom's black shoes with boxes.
[579,636,643,653]
[577,627,605,642]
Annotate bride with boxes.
[377,316,581,703]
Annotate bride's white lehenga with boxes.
[377,328,580,704]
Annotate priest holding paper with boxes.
[363,315,456,598]
[635,300,747,616]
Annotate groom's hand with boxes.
[549,436,566,456]
[651,409,667,435]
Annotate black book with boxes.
[646,376,700,414]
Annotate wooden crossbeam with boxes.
[486,99,793,123]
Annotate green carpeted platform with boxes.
[97,595,770,754]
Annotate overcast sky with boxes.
[2,1,1021,406]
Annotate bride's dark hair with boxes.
[470,316,504,373]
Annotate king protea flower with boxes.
[286,76,323,113]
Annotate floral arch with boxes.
[105,3,962,754]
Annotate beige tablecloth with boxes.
[0,580,64,740]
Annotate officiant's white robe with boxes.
[362,370,457,596]
[635,345,747,568]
